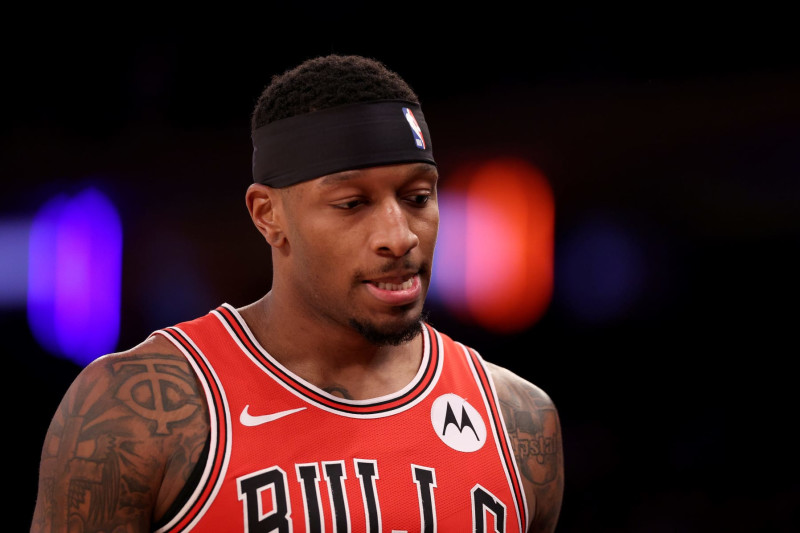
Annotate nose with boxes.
[370,199,419,257]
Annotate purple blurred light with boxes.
[430,191,469,307]
[27,188,122,365]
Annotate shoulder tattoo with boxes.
[496,372,561,486]
[34,352,208,531]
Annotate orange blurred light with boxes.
[458,158,555,333]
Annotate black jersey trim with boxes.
[463,344,529,531]
[152,325,231,533]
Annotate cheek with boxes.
[417,213,440,250]
[293,222,354,270]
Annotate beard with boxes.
[348,310,429,346]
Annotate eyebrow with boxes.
[318,170,361,185]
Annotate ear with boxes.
[246,183,287,247]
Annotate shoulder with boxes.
[56,329,210,459]
[485,361,556,410]
[71,331,210,463]
[484,361,561,472]
[485,362,564,533]
[31,333,209,530]
[69,332,194,399]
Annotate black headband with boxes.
[251,99,436,187]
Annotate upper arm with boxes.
[488,362,564,533]
[30,336,210,532]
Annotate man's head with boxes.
[249,55,435,189]
[251,54,419,130]
[246,54,439,347]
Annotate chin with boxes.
[349,311,428,347]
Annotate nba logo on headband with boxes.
[403,107,426,149]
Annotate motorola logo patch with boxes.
[430,394,487,452]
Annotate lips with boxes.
[364,273,422,306]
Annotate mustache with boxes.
[356,258,428,280]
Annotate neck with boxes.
[237,293,424,400]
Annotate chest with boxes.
[218,396,521,533]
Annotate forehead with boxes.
[316,162,438,189]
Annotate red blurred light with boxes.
[445,157,554,333]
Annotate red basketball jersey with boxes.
[152,304,528,532]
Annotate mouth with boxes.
[363,273,422,305]
[369,276,416,291]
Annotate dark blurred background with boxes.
[3,6,798,532]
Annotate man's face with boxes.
[279,162,439,345]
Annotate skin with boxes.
[30,162,563,532]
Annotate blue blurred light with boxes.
[27,188,122,365]
[0,218,31,308]
[556,215,644,324]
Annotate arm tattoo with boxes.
[34,352,207,532]
[492,369,564,531]
[111,356,204,435]
[498,379,561,486]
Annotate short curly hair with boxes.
[251,54,419,133]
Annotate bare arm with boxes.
[488,362,564,533]
[30,336,209,532]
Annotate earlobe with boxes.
[246,183,286,247]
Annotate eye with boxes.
[332,198,365,210]
[407,194,431,206]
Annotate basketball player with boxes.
[31,54,564,532]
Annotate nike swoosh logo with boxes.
[240,405,307,426]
